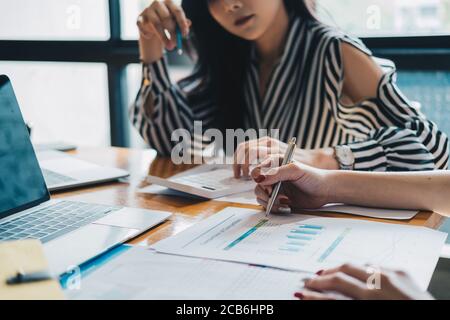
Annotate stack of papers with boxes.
[67,246,309,300]
[152,207,447,290]
[67,207,446,299]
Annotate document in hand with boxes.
[152,207,447,290]
[67,246,309,300]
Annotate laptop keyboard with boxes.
[0,201,121,243]
[42,168,77,186]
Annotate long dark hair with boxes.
[181,0,317,131]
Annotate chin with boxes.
[230,26,266,41]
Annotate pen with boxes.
[176,25,183,56]
[6,270,53,285]
[265,137,297,217]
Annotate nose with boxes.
[222,0,243,13]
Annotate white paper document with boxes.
[142,164,256,199]
[215,191,260,205]
[305,204,419,220]
[141,182,419,220]
[67,246,309,300]
[152,207,447,289]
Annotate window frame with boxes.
[0,0,449,147]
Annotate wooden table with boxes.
[53,147,445,247]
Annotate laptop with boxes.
[147,164,255,199]
[36,150,130,192]
[0,75,172,275]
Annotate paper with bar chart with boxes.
[152,207,447,289]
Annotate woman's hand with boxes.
[295,264,433,300]
[250,155,334,212]
[233,137,339,178]
[137,0,191,63]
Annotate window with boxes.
[126,63,193,147]
[318,0,450,37]
[0,0,110,41]
[0,0,448,149]
[0,62,110,146]
[397,71,450,137]
[120,0,182,40]
[120,0,147,40]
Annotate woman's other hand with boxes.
[295,264,433,300]
[233,137,338,179]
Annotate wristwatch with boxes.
[334,145,355,170]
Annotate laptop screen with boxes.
[0,75,49,220]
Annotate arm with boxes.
[329,169,450,216]
[129,59,217,156]
[324,39,449,171]
[251,156,450,217]
[131,0,217,156]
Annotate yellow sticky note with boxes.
[0,240,64,300]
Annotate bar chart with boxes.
[280,224,323,253]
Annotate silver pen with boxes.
[265,137,297,217]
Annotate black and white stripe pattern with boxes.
[130,17,449,171]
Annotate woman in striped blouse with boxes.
[132,0,449,173]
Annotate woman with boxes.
[131,0,448,173]
[250,156,450,299]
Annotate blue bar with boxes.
[318,228,351,262]
[297,224,323,230]
[287,235,313,241]
[291,229,319,235]
[224,219,268,250]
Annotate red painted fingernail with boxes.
[255,175,266,183]
[280,198,290,205]
[294,292,304,299]
[316,270,324,276]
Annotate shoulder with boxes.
[303,20,373,58]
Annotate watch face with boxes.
[336,146,355,166]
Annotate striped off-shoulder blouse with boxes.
[130,16,449,171]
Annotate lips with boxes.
[234,14,255,27]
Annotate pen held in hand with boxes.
[265,137,297,217]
